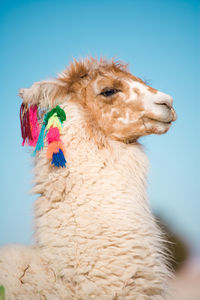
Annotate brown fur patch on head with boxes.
[58,57,156,97]
[58,58,129,93]
[83,72,147,144]
[147,86,158,94]
[129,74,146,85]
[58,58,151,146]
[55,58,168,147]
[133,88,141,96]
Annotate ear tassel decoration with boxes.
[52,149,66,167]
[34,122,47,153]
[45,107,66,168]
[32,105,67,168]
[29,105,40,146]
[20,104,67,168]
[20,103,40,146]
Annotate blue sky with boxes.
[0,0,199,252]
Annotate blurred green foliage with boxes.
[0,286,5,300]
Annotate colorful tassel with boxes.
[46,113,62,132]
[46,127,61,144]
[46,105,66,124]
[20,103,40,146]
[20,103,32,146]
[44,106,67,167]
[29,105,40,146]
[33,122,47,154]
[51,149,66,167]
[20,103,67,168]
[46,141,65,159]
[46,108,67,167]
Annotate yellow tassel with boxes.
[46,113,62,132]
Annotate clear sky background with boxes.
[0,0,199,253]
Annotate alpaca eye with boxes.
[100,89,120,97]
[80,73,87,79]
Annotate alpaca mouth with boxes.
[148,118,173,125]
[146,107,177,125]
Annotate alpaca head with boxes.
[19,58,176,145]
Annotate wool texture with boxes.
[0,101,173,299]
[0,101,174,300]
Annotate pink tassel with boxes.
[20,103,32,146]
[46,127,61,144]
[29,105,40,147]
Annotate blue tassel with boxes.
[51,149,66,168]
[33,123,46,156]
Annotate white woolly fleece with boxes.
[0,101,174,299]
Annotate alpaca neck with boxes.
[33,101,151,267]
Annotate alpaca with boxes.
[0,58,176,299]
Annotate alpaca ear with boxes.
[19,79,67,108]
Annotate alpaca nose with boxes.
[155,93,173,109]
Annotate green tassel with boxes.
[46,105,66,124]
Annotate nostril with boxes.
[155,102,172,109]
[155,94,173,109]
